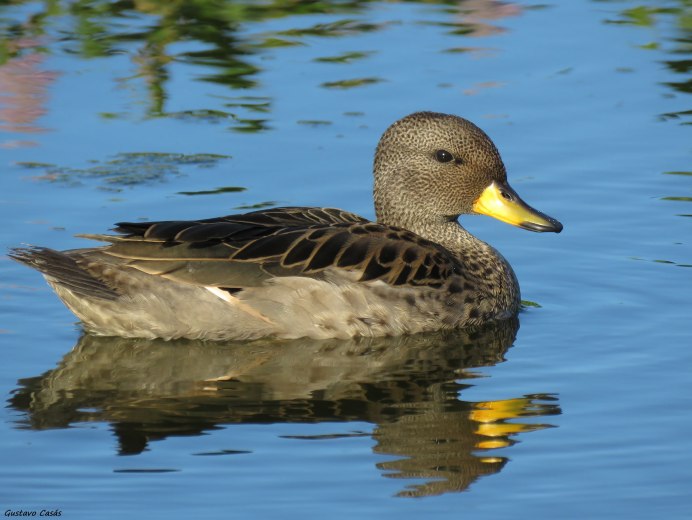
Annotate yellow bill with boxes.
[472,181,563,233]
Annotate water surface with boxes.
[1,1,690,518]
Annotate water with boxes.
[1,0,690,518]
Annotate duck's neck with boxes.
[377,212,520,312]
[397,217,479,254]
[376,211,486,260]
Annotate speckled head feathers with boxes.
[373,111,508,226]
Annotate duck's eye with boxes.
[435,150,454,163]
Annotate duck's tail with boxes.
[9,246,119,301]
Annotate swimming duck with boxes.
[11,112,562,341]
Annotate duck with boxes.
[10,112,562,341]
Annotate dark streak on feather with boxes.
[378,244,398,265]
[393,264,412,285]
[306,232,350,271]
[336,239,369,268]
[413,263,429,282]
[282,238,317,266]
[360,257,389,281]
[402,247,418,264]
[233,232,302,261]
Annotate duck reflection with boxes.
[9,317,560,497]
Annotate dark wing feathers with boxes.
[304,231,352,271]
[233,230,306,260]
[9,247,119,300]
[235,207,369,226]
[115,207,368,237]
[102,207,460,289]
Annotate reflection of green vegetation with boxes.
[99,112,122,120]
[1,0,688,128]
[151,96,275,132]
[603,2,690,123]
[21,152,230,189]
[664,171,692,176]
[119,152,229,164]
[662,196,692,201]
[417,20,474,36]
[632,256,692,268]
[250,37,304,48]
[276,19,384,38]
[179,186,246,196]
[231,117,270,133]
[443,47,492,54]
[639,42,660,50]
[663,80,691,94]
[659,109,692,124]
[151,105,271,132]
[605,6,680,27]
[15,162,56,169]
[164,109,235,122]
[73,9,111,58]
[0,0,389,119]
[321,77,383,89]
[314,51,374,63]
[234,201,278,210]
[297,120,332,127]
[664,58,692,75]
[221,95,272,114]
[657,258,690,266]
[661,47,691,100]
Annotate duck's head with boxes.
[373,111,562,233]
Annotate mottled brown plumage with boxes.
[10,112,562,340]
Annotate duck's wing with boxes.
[85,206,461,290]
[114,206,370,238]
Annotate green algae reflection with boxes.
[603,2,691,124]
[314,51,375,63]
[18,152,231,190]
[179,186,246,196]
[321,77,383,89]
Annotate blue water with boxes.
[1,1,690,518]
